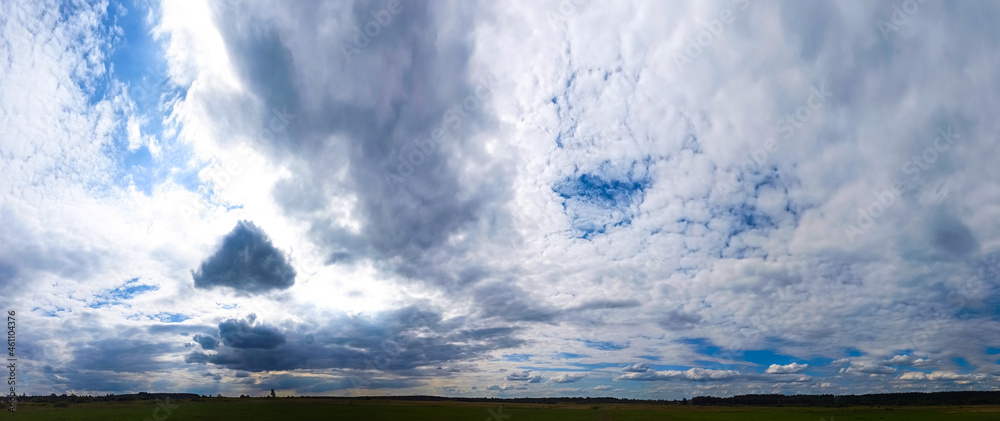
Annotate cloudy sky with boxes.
[2,0,999,399]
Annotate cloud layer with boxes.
[2,0,1000,399]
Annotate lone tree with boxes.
[270,389,276,398]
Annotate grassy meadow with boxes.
[4,398,1000,420]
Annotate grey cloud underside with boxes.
[210,0,510,291]
[193,334,219,350]
[191,220,296,294]
[219,315,286,349]
[185,305,525,374]
[71,339,183,373]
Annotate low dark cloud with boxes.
[71,339,181,373]
[505,370,542,382]
[582,339,629,351]
[185,305,525,374]
[219,314,287,349]
[193,334,219,350]
[623,362,650,372]
[473,282,558,323]
[191,220,296,294]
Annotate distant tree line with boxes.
[296,391,1000,406]
[8,391,1000,407]
[688,392,1000,407]
[13,392,201,404]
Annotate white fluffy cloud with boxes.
[765,363,808,374]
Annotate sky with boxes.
[1,0,999,400]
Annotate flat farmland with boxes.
[4,398,1000,420]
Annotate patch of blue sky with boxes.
[682,338,827,373]
[680,338,725,357]
[154,312,191,323]
[89,277,159,308]
[743,351,831,374]
[741,349,799,367]
[554,160,652,239]
[553,352,588,359]
[580,339,629,351]
[93,0,201,195]
[503,353,532,362]
[58,1,119,105]
[33,306,71,318]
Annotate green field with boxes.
[4,398,1000,420]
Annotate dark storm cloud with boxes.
[927,212,979,257]
[191,220,296,294]
[656,309,703,331]
[208,0,510,290]
[473,282,558,323]
[42,364,147,394]
[0,258,18,288]
[193,334,219,350]
[71,339,181,373]
[185,304,525,373]
[569,299,642,312]
[219,314,287,349]
[257,373,423,393]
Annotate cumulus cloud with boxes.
[506,370,543,383]
[765,363,808,374]
[191,220,296,294]
[185,305,524,375]
[193,334,219,350]
[844,364,895,375]
[549,372,588,383]
[218,315,287,349]
[617,368,741,382]
[882,355,933,367]
[623,362,650,372]
[898,371,988,381]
